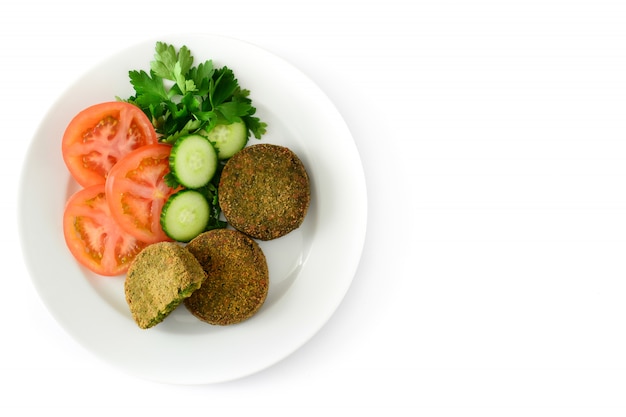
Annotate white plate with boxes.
[18,34,367,384]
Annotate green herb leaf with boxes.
[243,115,268,139]
[163,172,180,189]
[216,101,252,122]
[188,60,214,96]
[128,70,169,105]
[151,42,193,80]
[210,67,238,107]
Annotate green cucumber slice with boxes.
[160,189,211,242]
[206,119,248,160]
[170,134,217,188]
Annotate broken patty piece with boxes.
[124,242,207,329]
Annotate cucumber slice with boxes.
[170,134,217,188]
[206,119,248,160]
[160,189,210,242]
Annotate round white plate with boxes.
[18,34,367,384]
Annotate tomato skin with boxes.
[105,144,178,244]
[62,101,158,187]
[63,184,149,276]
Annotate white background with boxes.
[3,0,626,415]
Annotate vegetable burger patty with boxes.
[184,229,269,325]
[125,242,207,329]
[218,144,310,241]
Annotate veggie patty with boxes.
[124,242,207,329]
[184,229,269,325]
[218,144,310,240]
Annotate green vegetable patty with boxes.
[184,229,269,325]
[218,144,310,241]
[124,242,207,329]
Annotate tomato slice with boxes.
[62,101,158,187]
[63,184,149,276]
[105,144,178,244]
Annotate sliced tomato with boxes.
[63,184,149,276]
[105,144,178,244]
[62,101,158,187]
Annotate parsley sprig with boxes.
[120,41,268,233]
[125,41,267,144]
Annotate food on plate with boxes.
[105,143,178,244]
[218,144,310,240]
[160,189,212,242]
[64,184,150,276]
[59,42,293,330]
[184,229,269,325]
[120,41,269,239]
[125,42,267,145]
[168,134,218,189]
[125,242,207,329]
[62,101,158,187]
[205,118,249,160]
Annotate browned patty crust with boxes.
[125,242,207,329]
[218,144,310,241]
[184,229,269,325]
